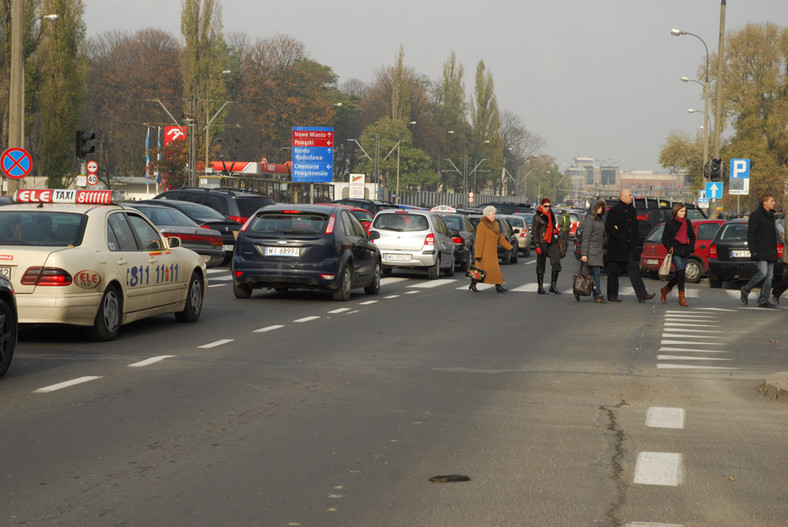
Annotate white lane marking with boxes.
[358,300,378,305]
[682,289,700,298]
[346,310,360,314]
[697,307,737,312]
[404,290,420,295]
[206,268,228,275]
[455,282,495,291]
[626,523,683,527]
[633,452,683,486]
[35,376,102,393]
[209,275,233,281]
[661,339,726,346]
[664,314,716,318]
[253,324,285,333]
[664,322,720,327]
[524,260,536,265]
[408,279,457,289]
[129,355,176,367]
[660,328,723,334]
[294,316,320,323]
[198,339,234,349]
[657,364,737,370]
[511,283,538,292]
[327,308,351,314]
[657,355,731,361]
[380,277,411,285]
[661,333,726,339]
[645,407,685,429]
[384,294,400,299]
[659,347,730,353]
[208,284,227,288]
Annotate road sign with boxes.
[1,148,33,179]
[469,191,474,198]
[87,173,98,186]
[705,182,723,200]
[729,158,750,195]
[86,160,98,174]
[468,196,474,204]
[291,127,334,183]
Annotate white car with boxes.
[369,210,455,279]
[0,189,207,340]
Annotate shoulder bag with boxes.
[659,248,673,281]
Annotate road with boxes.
[2,254,787,526]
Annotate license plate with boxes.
[222,244,234,251]
[384,253,411,261]
[731,250,750,258]
[646,259,659,265]
[265,246,300,257]
[0,267,9,279]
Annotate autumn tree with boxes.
[500,110,544,196]
[434,51,468,191]
[469,61,503,193]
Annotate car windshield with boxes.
[169,201,228,222]
[247,212,328,235]
[373,213,429,232]
[236,196,274,217]
[0,211,87,246]
[135,206,197,228]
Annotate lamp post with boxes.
[682,77,710,175]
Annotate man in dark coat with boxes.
[604,189,654,302]
[741,193,778,307]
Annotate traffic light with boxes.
[709,158,722,182]
[703,160,711,180]
[76,130,95,158]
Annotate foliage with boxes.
[156,136,190,189]
[469,61,503,192]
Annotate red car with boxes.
[317,203,373,234]
[640,219,725,283]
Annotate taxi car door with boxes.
[126,212,183,308]
[107,212,154,313]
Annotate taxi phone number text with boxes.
[126,264,180,287]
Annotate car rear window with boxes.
[236,196,275,217]
[136,207,196,228]
[0,211,86,246]
[373,213,429,232]
[246,212,329,235]
[350,210,373,223]
[718,223,748,241]
[440,215,462,230]
[506,216,524,227]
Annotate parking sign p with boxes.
[730,158,750,179]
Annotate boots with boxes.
[549,270,561,294]
[495,284,507,293]
[537,273,547,295]
[660,284,672,304]
[469,280,479,293]
[678,290,688,307]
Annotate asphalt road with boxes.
[2,253,788,526]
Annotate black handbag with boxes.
[465,265,486,281]
[572,262,594,298]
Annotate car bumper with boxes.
[17,291,102,326]
[380,250,437,268]
[233,259,343,290]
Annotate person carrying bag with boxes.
[659,248,673,281]
[573,262,595,300]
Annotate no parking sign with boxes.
[1,148,32,179]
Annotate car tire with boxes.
[333,265,352,301]
[365,261,381,295]
[708,273,723,288]
[233,281,253,298]
[175,271,204,322]
[684,259,702,283]
[427,255,440,280]
[87,285,121,341]
[0,298,17,378]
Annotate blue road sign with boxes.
[730,158,750,179]
[291,127,334,183]
[705,181,723,199]
[1,147,32,179]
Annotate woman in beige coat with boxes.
[471,206,513,293]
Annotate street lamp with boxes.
[681,76,710,178]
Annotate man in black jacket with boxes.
[741,193,778,307]
[604,189,654,302]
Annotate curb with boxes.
[759,372,788,403]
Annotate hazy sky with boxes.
[83,0,785,172]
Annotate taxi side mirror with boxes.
[166,236,182,249]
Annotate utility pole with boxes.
[7,0,24,195]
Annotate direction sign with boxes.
[1,148,32,179]
[705,182,723,200]
[291,126,334,183]
[86,160,98,174]
[87,173,99,186]
[729,158,750,195]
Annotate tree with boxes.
[434,51,468,191]
[469,61,503,192]
[500,110,544,196]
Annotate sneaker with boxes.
[740,288,748,306]
[594,295,607,304]
[758,302,777,308]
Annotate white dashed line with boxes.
[129,355,176,367]
[294,316,320,323]
[633,452,683,486]
[384,294,400,299]
[198,339,235,349]
[253,325,285,333]
[327,308,351,314]
[657,354,731,361]
[35,376,102,393]
[407,279,457,289]
[645,407,685,429]
[405,290,420,295]
[658,347,730,353]
[208,284,227,288]
[626,522,683,527]
[358,300,378,305]
[657,364,737,370]
[660,339,726,346]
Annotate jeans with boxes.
[672,254,687,271]
[743,260,775,305]
[590,265,602,298]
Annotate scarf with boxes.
[675,217,689,244]
[538,206,553,244]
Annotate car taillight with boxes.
[325,214,336,235]
[21,267,73,286]
[424,233,435,247]
[176,233,223,246]
[709,244,717,258]
[229,215,245,224]
[779,244,784,258]
[519,230,526,238]
[452,236,464,244]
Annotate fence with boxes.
[386,189,526,209]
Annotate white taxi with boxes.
[0,189,207,340]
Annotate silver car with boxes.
[501,214,532,257]
[370,210,456,279]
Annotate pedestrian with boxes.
[741,193,778,308]
[533,198,562,294]
[770,215,788,305]
[660,203,696,307]
[605,188,655,302]
[471,205,513,293]
[580,199,608,303]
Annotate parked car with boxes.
[435,210,476,271]
[0,274,18,378]
[154,187,275,224]
[127,202,226,267]
[467,215,519,264]
[707,218,785,288]
[370,210,456,279]
[499,214,531,256]
[333,198,397,216]
[519,212,536,248]
[232,204,380,300]
[138,199,241,264]
[639,219,725,282]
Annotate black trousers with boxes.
[772,273,788,300]
[606,249,648,300]
[536,242,561,274]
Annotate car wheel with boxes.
[0,298,17,378]
[427,255,440,279]
[685,259,702,283]
[87,285,121,341]
[365,261,381,295]
[175,271,204,322]
[233,281,253,298]
[445,255,455,277]
[708,273,723,288]
[333,265,352,301]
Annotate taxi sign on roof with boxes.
[430,205,456,212]
[13,189,123,205]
